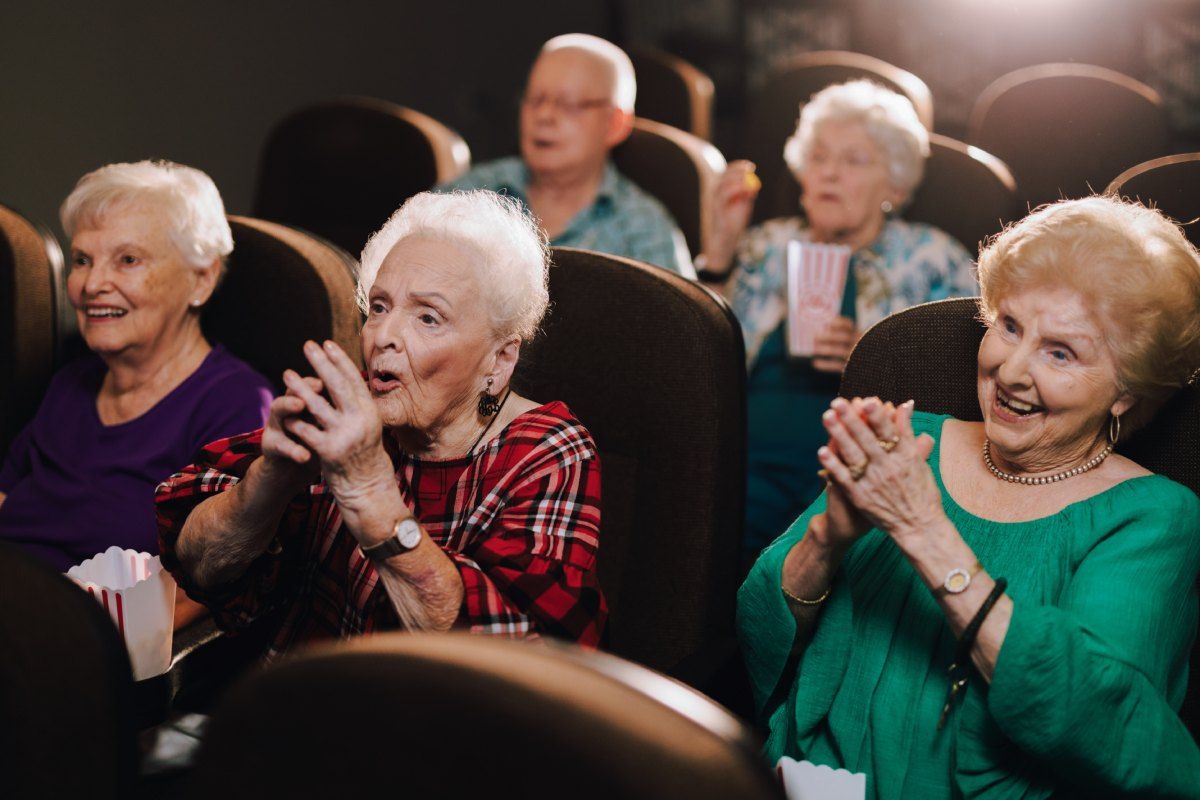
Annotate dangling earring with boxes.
[1109,413,1121,445]
[478,378,500,417]
[881,200,894,215]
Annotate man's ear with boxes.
[605,108,635,148]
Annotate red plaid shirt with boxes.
[156,402,606,657]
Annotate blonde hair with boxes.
[784,79,929,200]
[977,195,1200,435]
[358,190,550,342]
[60,160,232,271]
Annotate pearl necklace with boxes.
[982,439,1114,486]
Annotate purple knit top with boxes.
[0,345,273,571]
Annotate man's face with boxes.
[519,48,622,181]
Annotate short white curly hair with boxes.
[60,159,233,271]
[358,190,550,342]
[784,79,930,200]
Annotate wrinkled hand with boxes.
[817,397,940,542]
[280,340,396,519]
[702,160,761,276]
[258,375,324,495]
[819,399,893,548]
[812,316,860,373]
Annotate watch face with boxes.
[943,568,971,594]
[396,518,422,549]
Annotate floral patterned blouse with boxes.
[728,217,978,367]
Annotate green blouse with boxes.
[738,412,1200,799]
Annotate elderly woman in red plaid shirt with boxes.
[156,190,606,658]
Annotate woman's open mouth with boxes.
[369,369,403,393]
[996,387,1044,417]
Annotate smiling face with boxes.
[798,119,905,251]
[67,202,215,366]
[519,47,627,182]
[361,236,512,445]
[976,285,1135,474]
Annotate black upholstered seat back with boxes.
[516,247,746,677]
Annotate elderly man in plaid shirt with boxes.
[157,190,606,659]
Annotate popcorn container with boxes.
[777,757,866,800]
[67,546,176,680]
[785,241,852,358]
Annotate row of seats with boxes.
[253,97,726,263]
[644,49,1175,225]
[246,58,1183,279]
[250,96,1007,264]
[1,539,783,800]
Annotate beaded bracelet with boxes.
[937,577,1008,731]
[782,584,831,606]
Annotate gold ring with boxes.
[848,460,869,481]
[817,468,832,488]
[878,436,900,453]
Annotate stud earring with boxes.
[881,200,894,215]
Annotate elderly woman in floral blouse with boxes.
[698,80,977,562]
[156,190,606,657]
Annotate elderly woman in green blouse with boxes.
[739,196,1200,798]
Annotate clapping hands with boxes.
[817,397,939,545]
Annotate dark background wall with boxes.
[0,0,611,240]
[4,0,1199,243]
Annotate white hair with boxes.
[541,33,637,113]
[783,79,930,200]
[358,190,550,342]
[60,160,233,271]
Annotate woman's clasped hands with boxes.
[817,396,943,546]
[261,340,396,519]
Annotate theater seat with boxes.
[253,97,470,256]
[968,63,1169,213]
[178,633,783,800]
[0,540,138,799]
[515,247,746,696]
[631,47,716,140]
[0,204,66,456]
[203,216,363,388]
[1107,153,1200,249]
[612,117,727,261]
[904,133,1019,255]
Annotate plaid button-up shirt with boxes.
[156,402,606,658]
[440,157,694,277]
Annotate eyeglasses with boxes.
[521,93,613,117]
[806,148,883,170]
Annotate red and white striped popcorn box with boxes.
[66,546,176,680]
[785,241,851,358]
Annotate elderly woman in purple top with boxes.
[0,160,272,627]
